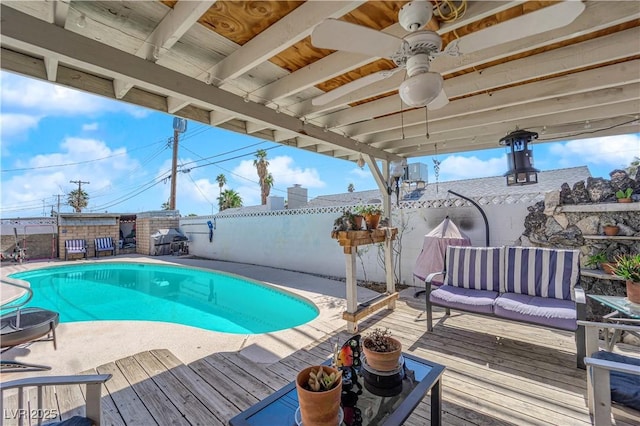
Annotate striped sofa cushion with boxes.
[504,247,579,301]
[444,246,504,292]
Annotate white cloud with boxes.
[1,71,150,118]
[547,134,640,169]
[438,154,507,181]
[1,137,141,216]
[0,113,41,139]
[82,122,99,131]
[349,167,371,179]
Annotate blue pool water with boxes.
[8,263,319,334]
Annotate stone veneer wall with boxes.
[58,215,120,259]
[135,210,180,255]
[516,168,639,321]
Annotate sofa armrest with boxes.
[425,271,445,285]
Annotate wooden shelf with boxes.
[559,203,639,213]
[331,227,398,254]
[581,270,626,281]
[583,235,640,241]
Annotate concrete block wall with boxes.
[1,234,57,260]
[58,215,120,259]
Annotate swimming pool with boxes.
[8,262,319,334]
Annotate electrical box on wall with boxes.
[403,162,429,182]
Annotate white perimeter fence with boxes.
[180,193,543,288]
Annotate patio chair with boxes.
[64,239,87,261]
[94,237,115,258]
[0,374,112,426]
[578,320,640,424]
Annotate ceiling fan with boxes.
[310,0,586,108]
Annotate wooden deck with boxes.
[4,297,640,426]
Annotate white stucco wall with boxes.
[180,196,537,286]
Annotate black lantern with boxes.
[499,129,539,186]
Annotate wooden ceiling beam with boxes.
[370,85,640,151]
[0,6,400,162]
[292,1,640,118]
[368,99,640,148]
[51,0,69,27]
[393,123,640,158]
[319,60,640,130]
[113,1,216,101]
[205,1,365,85]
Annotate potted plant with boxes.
[362,328,402,371]
[612,254,640,304]
[602,222,620,236]
[296,365,342,426]
[615,187,633,203]
[586,252,616,274]
[354,205,382,230]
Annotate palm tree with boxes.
[347,183,355,193]
[253,149,270,205]
[67,189,89,212]
[215,174,227,197]
[161,199,170,210]
[217,189,243,211]
[263,173,274,201]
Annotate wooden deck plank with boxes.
[114,355,189,425]
[188,358,258,411]
[133,351,225,426]
[78,368,126,426]
[217,352,289,391]
[54,383,86,420]
[150,349,239,422]
[199,353,274,402]
[95,361,156,425]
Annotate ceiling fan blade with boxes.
[427,89,448,110]
[455,1,586,54]
[311,19,403,59]
[312,68,404,106]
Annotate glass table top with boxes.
[588,294,640,319]
[229,352,445,426]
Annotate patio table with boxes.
[228,352,445,426]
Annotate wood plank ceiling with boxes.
[1,1,638,166]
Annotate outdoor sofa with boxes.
[424,245,586,368]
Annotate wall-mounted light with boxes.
[499,130,539,186]
[388,159,407,205]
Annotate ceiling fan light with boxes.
[399,72,443,107]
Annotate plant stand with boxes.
[330,228,398,333]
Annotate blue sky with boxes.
[1,71,639,217]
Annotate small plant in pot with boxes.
[615,187,633,203]
[612,254,640,304]
[354,205,383,230]
[296,365,342,426]
[585,252,616,275]
[362,328,402,371]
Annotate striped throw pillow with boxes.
[504,247,579,301]
[444,246,504,292]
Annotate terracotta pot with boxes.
[603,225,619,236]
[626,280,640,305]
[618,198,632,203]
[362,337,402,371]
[364,213,381,230]
[600,262,616,275]
[296,366,342,426]
[352,215,364,230]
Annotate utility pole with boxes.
[70,180,90,192]
[170,118,187,210]
[69,180,89,213]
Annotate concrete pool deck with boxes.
[1,255,382,380]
